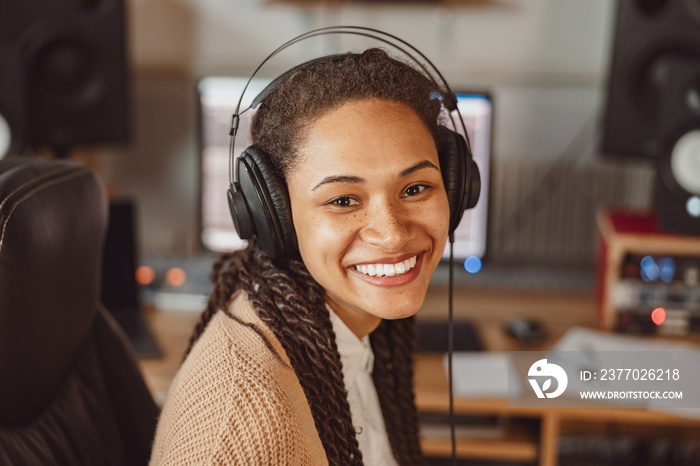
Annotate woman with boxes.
[150,48,452,465]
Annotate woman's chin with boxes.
[365,298,424,322]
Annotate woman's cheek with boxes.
[297,211,358,258]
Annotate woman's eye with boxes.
[403,184,428,198]
[329,196,359,207]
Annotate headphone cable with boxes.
[448,232,456,466]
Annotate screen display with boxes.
[198,78,493,260]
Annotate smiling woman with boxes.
[150,48,460,466]
[290,99,450,337]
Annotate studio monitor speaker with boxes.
[0,0,130,153]
[602,0,700,235]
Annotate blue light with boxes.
[640,255,660,281]
[659,257,676,283]
[464,256,482,274]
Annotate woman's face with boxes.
[287,98,450,337]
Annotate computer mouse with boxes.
[503,317,548,345]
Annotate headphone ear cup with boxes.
[232,146,298,258]
[228,183,254,241]
[438,127,469,234]
[465,159,481,211]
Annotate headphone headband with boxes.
[228,26,472,186]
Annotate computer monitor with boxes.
[198,77,493,260]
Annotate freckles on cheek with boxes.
[419,202,450,234]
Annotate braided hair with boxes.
[186,48,446,465]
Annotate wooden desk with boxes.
[415,287,700,465]
[414,354,700,466]
[138,288,700,465]
[138,306,201,403]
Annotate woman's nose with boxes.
[359,201,413,250]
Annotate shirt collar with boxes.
[327,304,375,384]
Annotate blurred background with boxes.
[93,0,634,273]
[2,0,700,464]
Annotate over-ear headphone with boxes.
[227,27,481,259]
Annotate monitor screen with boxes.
[198,77,493,260]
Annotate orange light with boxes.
[135,265,155,286]
[651,307,666,326]
[165,267,187,287]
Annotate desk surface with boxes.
[138,287,700,465]
[414,353,700,426]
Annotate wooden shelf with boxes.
[596,209,700,331]
[413,353,700,466]
[421,420,538,462]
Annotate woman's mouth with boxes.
[353,254,419,278]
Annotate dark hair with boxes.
[251,48,446,177]
[186,48,446,465]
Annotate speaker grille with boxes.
[602,0,700,159]
[0,0,129,151]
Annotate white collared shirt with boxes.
[328,307,399,466]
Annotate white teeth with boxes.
[354,255,419,278]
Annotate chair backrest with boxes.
[0,157,158,465]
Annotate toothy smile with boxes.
[354,255,418,278]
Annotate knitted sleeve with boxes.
[149,311,327,466]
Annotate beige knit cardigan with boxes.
[149,292,329,465]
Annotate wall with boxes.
[95,0,653,263]
[127,0,614,84]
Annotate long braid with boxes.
[390,318,424,464]
[247,249,363,465]
[371,319,424,465]
[185,243,363,465]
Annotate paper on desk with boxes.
[551,327,700,396]
[445,352,522,398]
[551,327,700,419]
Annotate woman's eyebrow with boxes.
[399,160,440,177]
[312,175,364,191]
[311,160,439,191]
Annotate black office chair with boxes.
[0,157,159,465]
